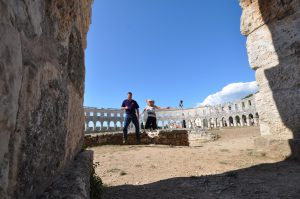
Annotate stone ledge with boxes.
[38,150,93,199]
[84,130,189,147]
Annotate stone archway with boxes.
[1,1,300,198]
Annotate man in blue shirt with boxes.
[121,92,140,144]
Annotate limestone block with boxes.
[0,24,22,199]
[240,0,299,36]
[0,0,93,198]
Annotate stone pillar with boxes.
[241,0,300,158]
[220,120,224,128]
[246,117,250,126]
[92,122,96,132]
[241,0,299,138]
[234,120,237,127]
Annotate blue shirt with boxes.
[121,99,139,116]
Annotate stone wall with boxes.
[84,130,189,147]
[240,0,300,157]
[0,1,92,198]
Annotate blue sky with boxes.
[84,0,256,109]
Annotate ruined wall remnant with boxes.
[240,0,300,156]
[84,130,190,147]
[0,1,93,198]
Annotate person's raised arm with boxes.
[155,106,170,110]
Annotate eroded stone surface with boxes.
[38,150,93,199]
[0,1,92,198]
[240,0,300,139]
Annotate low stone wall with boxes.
[84,130,189,147]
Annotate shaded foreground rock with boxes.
[39,150,93,199]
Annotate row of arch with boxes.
[85,112,259,132]
[196,113,259,128]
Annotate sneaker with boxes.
[123,138,127,144]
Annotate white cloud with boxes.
[197,81,258,106]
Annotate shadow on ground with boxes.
[102,160,300,199]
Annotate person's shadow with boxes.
[101,1,300,198]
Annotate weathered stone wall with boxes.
[0,1,92,198]
[240,0,300,157]
[240,0,300,138]
[84,130,189,147]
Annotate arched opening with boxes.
[109,121,115,131]
[249,114,254,126]
[103,121,108,131]
[235,116,241,126]
[116,121,121,131]
[158,121,163,129]
[195,118,201,128]
[164,120,169,129]
[222,117,227,127]
[95,121,101,132]
[203,119,208,128]
[88,121,94,131]
[242,115,247,126]
[229,116,234,127]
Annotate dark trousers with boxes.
[145,116,157,130]
[123,114,140,140]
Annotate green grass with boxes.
[90,162,103,199]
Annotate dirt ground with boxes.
[90,127,300,199]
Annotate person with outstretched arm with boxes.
[143,99,170,131]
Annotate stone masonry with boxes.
[240,0,300,157]
[84,130,189,147]
[0,1,92,198]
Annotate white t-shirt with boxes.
[145,106,156,118]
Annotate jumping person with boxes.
[143,99,170,131]
[121,92,140,144]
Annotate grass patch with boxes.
[219,149,230,152]
[219,161,228,165]
[90,162,103,199]
[107,168,121,173]
[247,150,266,157]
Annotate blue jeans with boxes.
[123,114,140,140]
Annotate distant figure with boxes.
[121,92,140,144]
[143,99,169,131]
